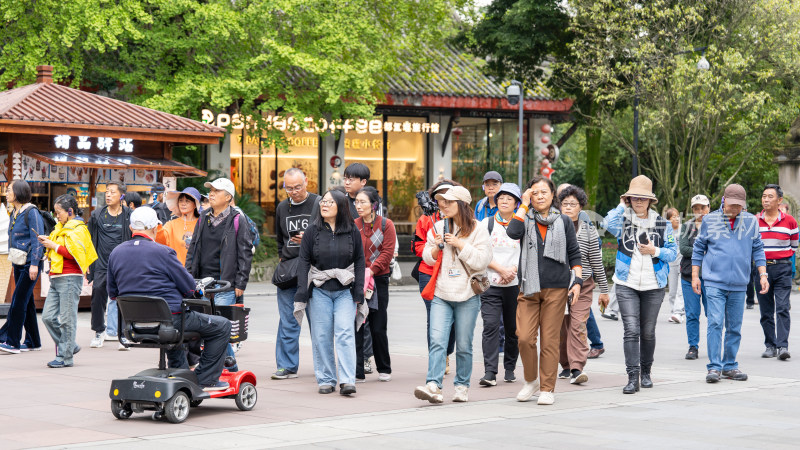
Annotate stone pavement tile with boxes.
[0,438,29,450]
[286,434,465,450]
[139,430,283,449]
[236,422,372,444]
[3,427,124,448]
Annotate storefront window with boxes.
[230,129,319,234]
[343,116,426,228]
[453,117,528,201]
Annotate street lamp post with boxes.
[506,80,524,187]
[632,47,709,177]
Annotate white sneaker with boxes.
[118,342,130,351]
[516,379,540,402]
[537,391,555,405]
[90,333,104,348]
[378,373,392,382]
[414,382,443,404]
[452,385,469,402]
[669,314,683,324]
[104,333,118,342]
[232,342,242,353]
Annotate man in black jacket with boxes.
[185,177,254,369]
[271,168,319,379]
[87,182,132,349]
[149,182,172,224]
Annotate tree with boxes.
[1,0,468,146]
[558,0,800,209]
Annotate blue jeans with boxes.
[276,286,301,372]
[418,273,455,354]
[586,309,603,349]
[308,288,357,386]
[681,278,707,348]
[705,286,745,372]
[106,299,119,337]
[0,263,42,349]
[42,275,83,364]
[214,289,238,371]
[426,295,481,388]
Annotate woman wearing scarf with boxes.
[156,187,202,265]
[604,175,677,394]
[40,194,98,367]
[507,176,582,406]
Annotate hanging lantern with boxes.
[541,124,552,134]
[541,135,551,144]
[540,147,550,157]
[541,159,550,167]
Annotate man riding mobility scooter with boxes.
[109,278,256,423]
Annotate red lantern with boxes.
[541,124,552,134]
[541,167,550,176]
[541,159,550,167]
[540,147,550,157]
[541,135,551,144]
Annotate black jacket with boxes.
[294,222,365,304]
[87,205,132,281]
[185,207,254,291]
[507,213,583,289]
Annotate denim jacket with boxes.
[9,204,45,266]
[604,204,677,289]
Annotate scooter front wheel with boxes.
[111,400,131,420]
[235,382,257,411]
[164,391,190,423]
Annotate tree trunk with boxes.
[585,125,602,210]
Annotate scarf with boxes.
[520,206,567,296]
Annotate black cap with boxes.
[483,171,503,183]
[151,182,165,193]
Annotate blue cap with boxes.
[494,183,521,203]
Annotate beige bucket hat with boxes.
[622,175,658,204]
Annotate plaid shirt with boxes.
[207,206,231,227]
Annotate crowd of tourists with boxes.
[0,164,794,401]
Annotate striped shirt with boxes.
[575,220,609,294]
[756,211,799,260]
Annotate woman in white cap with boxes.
[478,182,522,387]
[680,194,710,360]
[604,175,677,394]
[414,186,491,404]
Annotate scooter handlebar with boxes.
[203,280,232,294]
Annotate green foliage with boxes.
[253,234,279,264]
[1,0,471,148]
[557,0,800,210]
[234,192,266,230]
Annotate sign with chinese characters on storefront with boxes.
[202,109,440,135]
[53,135,135,152]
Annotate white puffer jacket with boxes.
[422,219,492,302]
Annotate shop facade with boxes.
[0,65,224,305]
[203,47,572,237]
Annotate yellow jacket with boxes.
[47,219,98,274]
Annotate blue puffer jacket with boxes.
[691,210,766,292]
[9,205,44,266]
[604,204,677,289]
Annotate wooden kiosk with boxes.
[0,65,224,307]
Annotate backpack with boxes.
[24,206,56,236]
[232,207,261,248]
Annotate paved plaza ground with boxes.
[0,282,797,449]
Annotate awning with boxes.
[22,151,206,177]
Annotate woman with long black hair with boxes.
[295,189,365,396]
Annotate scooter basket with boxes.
[216,305,250,343]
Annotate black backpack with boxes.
[24,206,56,236]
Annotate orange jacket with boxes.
[156,216,198,265]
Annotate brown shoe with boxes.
[587,348,605,359]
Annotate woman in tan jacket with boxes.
[414,186,492,404]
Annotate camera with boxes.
[416,190,438,216]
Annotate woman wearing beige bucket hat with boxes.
[604,175,677,394]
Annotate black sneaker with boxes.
[479,373,497,386]
[746,304,754,309]
[558,368,570,379]
[504,369,516,383]
[722,369,748,381]
[762,347,777,358]
[570,370,588,385]
[319,385,335,394]
[685,346,699,360]
[340,383,356,395]
[706,370,721,383]
[601,312,618,321]
[778,347,791,360]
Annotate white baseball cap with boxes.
[130,206,161,230]
[204,178,236,198]
[690,194,710,207]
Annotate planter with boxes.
[250,259,278,283]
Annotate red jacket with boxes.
[355,216,397,277]
[413,212,440,276]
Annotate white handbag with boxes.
[390,259,402,281]
[8,247,28,265]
